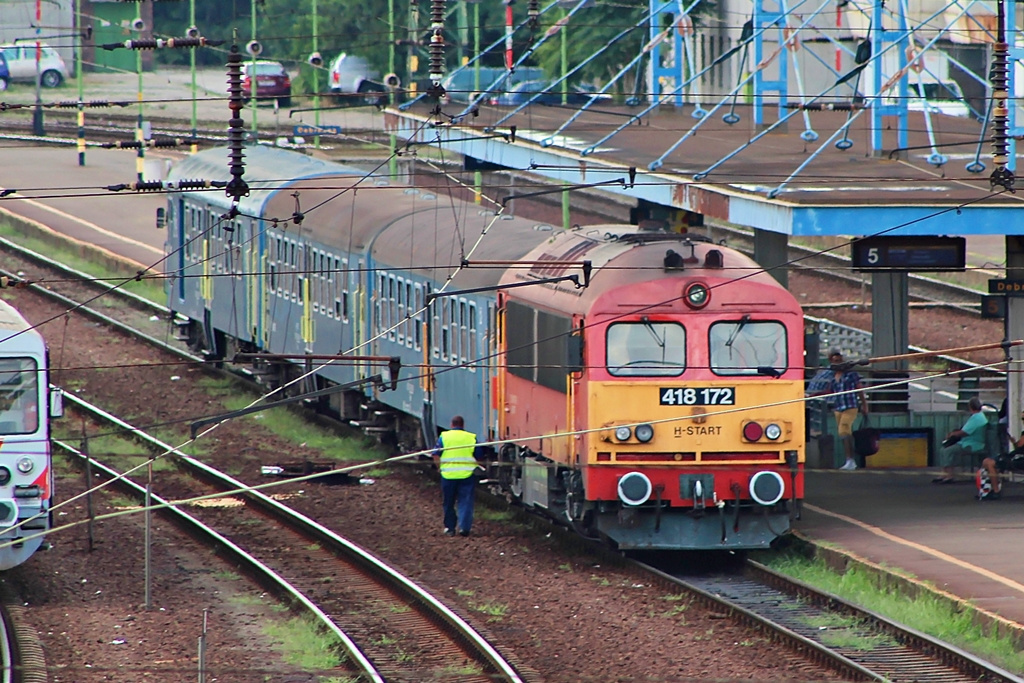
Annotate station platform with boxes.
[800,469,1024,635]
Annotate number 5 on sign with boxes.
[981,295,1005,320]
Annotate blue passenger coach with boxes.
[164,145,545,449]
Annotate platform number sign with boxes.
[981,295,1006,319]
[851,237,966,272]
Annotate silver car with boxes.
[328,53,377,94]
[1,44,68,88]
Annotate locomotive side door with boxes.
[568,314,586,466]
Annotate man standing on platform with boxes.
[433,415,481,537]
[823,348,869,470]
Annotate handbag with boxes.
[852,415,880,457]
[942,434,962,448]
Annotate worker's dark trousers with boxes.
[441,475,476,533]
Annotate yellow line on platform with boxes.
[9,194,162,258]
[803,502,1024,596]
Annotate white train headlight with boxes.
[635,423,654,443]
[16,457,33,474]
[749,471,785,506]
[764,423,782,441]
[614,426,632,442]
[618,472,652,506]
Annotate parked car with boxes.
[240,60,291,106]
[0,53,9,91]
[328,53,377,95]
[494,80,611,106]
[0,44,67,88]
[441,66,544,102]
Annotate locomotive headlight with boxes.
[614,426,632,442]
[0,467,9,485]
[684,282,710,309]
[635,423,654,443]
[16,457,33,474]
[764,423,782,441]
[618,472,653,506]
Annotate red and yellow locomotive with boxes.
[494,227,805,550]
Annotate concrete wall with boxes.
[0,1,74,66]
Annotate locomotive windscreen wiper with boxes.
[725,315,751,348]
[640,317,666,350]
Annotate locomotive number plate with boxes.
[659,387,735,406]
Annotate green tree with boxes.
[531,2,648,91]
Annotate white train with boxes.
[0,299,61,570]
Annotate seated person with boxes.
[935,396,987,484]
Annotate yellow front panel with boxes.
[588,381,805,464]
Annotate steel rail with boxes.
[633,557,1024,683]
[0,602,14,683]
[52,437,385,683]
[59,391,526,683]
[0,262,196,364]
[0,235,169,316]
[746,560,1024,682]
[7,197,1015,680]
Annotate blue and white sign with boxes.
[293,125,343,136]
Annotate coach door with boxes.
[174,198,186,303]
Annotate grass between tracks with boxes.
[756,549,1024,674]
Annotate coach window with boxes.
[396,277,406,345]
[404,282,413,348]
[709,320,787,376]
[606,322,685,377]
[440,299,450,361]
[375,273,385,331]
[271,238,280,295]
[0,358,39,434]
[387,275,397,341]
[450,300,460,365]
[413,284,423,350]
[457,301,467,365]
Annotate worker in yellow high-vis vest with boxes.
[432,415,482,537]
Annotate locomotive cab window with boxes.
[0,358,38,434]
[708,319,787,375]
[606,321,685,377]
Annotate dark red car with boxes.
[240,60,291,107]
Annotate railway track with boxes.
[0,243,531,680]
[0,109,389,148]
[0,598,42,683]
[637,557,1023,682]
[2,175,1019,680]
[55,395,526,683]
